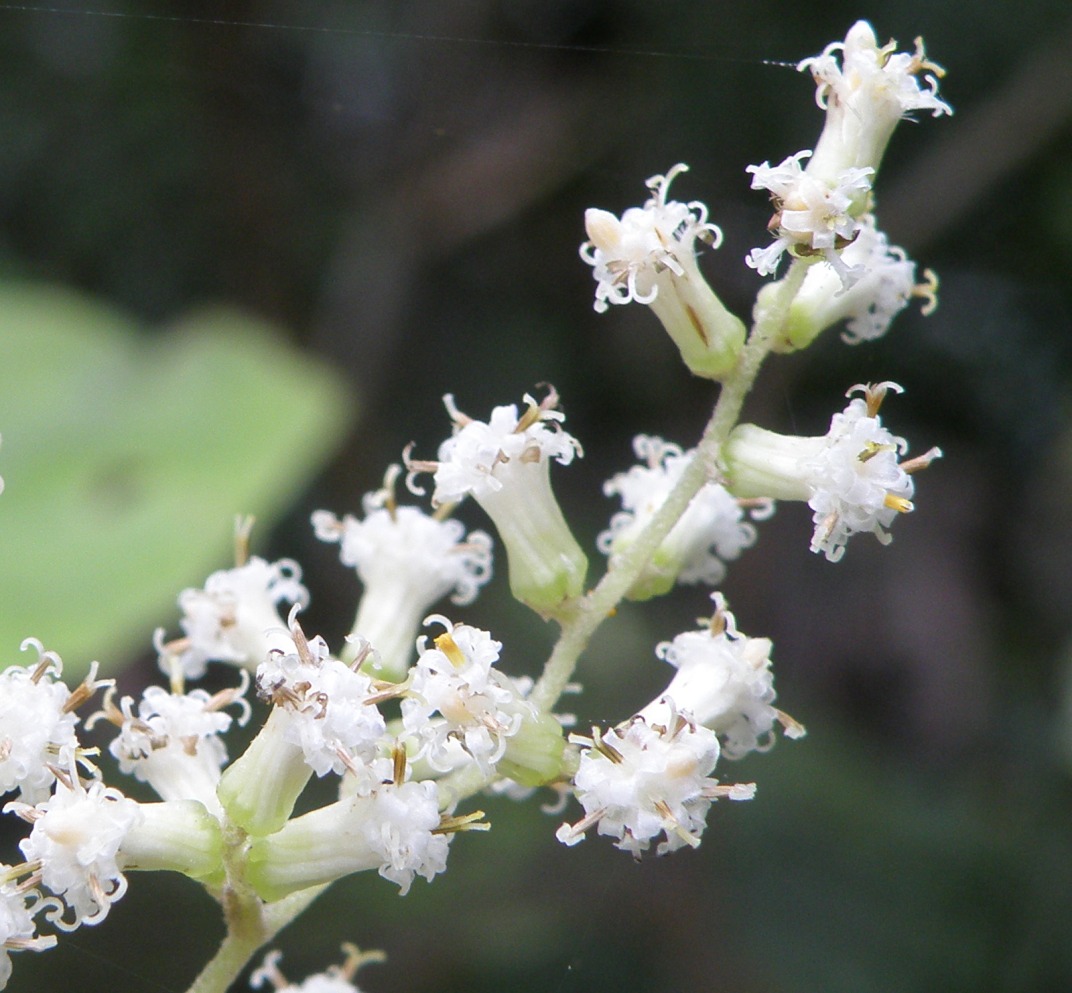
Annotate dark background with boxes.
[2,2,1072,991]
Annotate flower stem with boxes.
[529,260,808,715]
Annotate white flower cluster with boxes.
[723,383,941,562]
[557,596,798,854]
[407,389,588,617]
[747,21,950,345]
[580,166,746,379]
[0,503,514,983]
[0,18,953,990]
[0,640,88,804]
[159,555,309,680]
[402,616,530,775]
[599,434,768,599]
[312,466,492,678]
[581,164,722,313]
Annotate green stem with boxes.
[184,886,327,993]
[529,260,809,715]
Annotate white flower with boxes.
[746,150,874,285]
[598,435,765,599]
[408,389,587,617]
[581,164,723,312]
[7,776,142,930]
[0,640,102,805]
[162,556,309,680]
[800,21,951,183]
[257,636,387,780]
[100,677,249,814]
[1,869,57,988]
[723,383,942,562]
[218,621,389,836]
[644,594,804,758]
[402,616,523,775]
[313,471,492,678]
[765,214,935,351]
[581,165,745,379]
[556,701,750,856]
[251,946,383,993]
[246,780,450,900]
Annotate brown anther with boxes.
[392,742,408,786]
[901,446,942,474]
[290,620,316,667]
[336,944,387,982]
[591,727,624,764]
[63,672,110,715]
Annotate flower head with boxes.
[598,435,765,600]
[645,594,804,758]
[246,779,452,900]
[408,389,587,617]
[313,466,492,678]
[764,214,937,352]
[801,21,952,183]
[98,677,249,813]
[746,150,874,285]
[723,383,942,561]
[257,634,387,781]
[403,616,520,774]
[556,701,751,856]
[1,639,106,805]
[581,165,745,378]
[161,556,309,680]
[7,774,142,930]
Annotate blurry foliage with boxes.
[0,283,353,676]
[1,1,1071,992]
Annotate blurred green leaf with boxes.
[0,282,353,678]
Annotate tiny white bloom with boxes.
[7,775,142,930]
[257,635,387,780]
[402,616,524,775]
[767,214,936,351]
[724,383,941,561]
[99,676,249,814]
[598,435,765,599]
[806,383,941,561]
[800,21,951,183]
[408,389,587,617]
[645,594,804,758]
[1,639,105,805]
[580,164,723,313]
[162,556,309,680]
[313,468,492,678]
[557,701,747,856]
[246,779,451,900]
[746,150,873,285]
[580,165,746,379]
